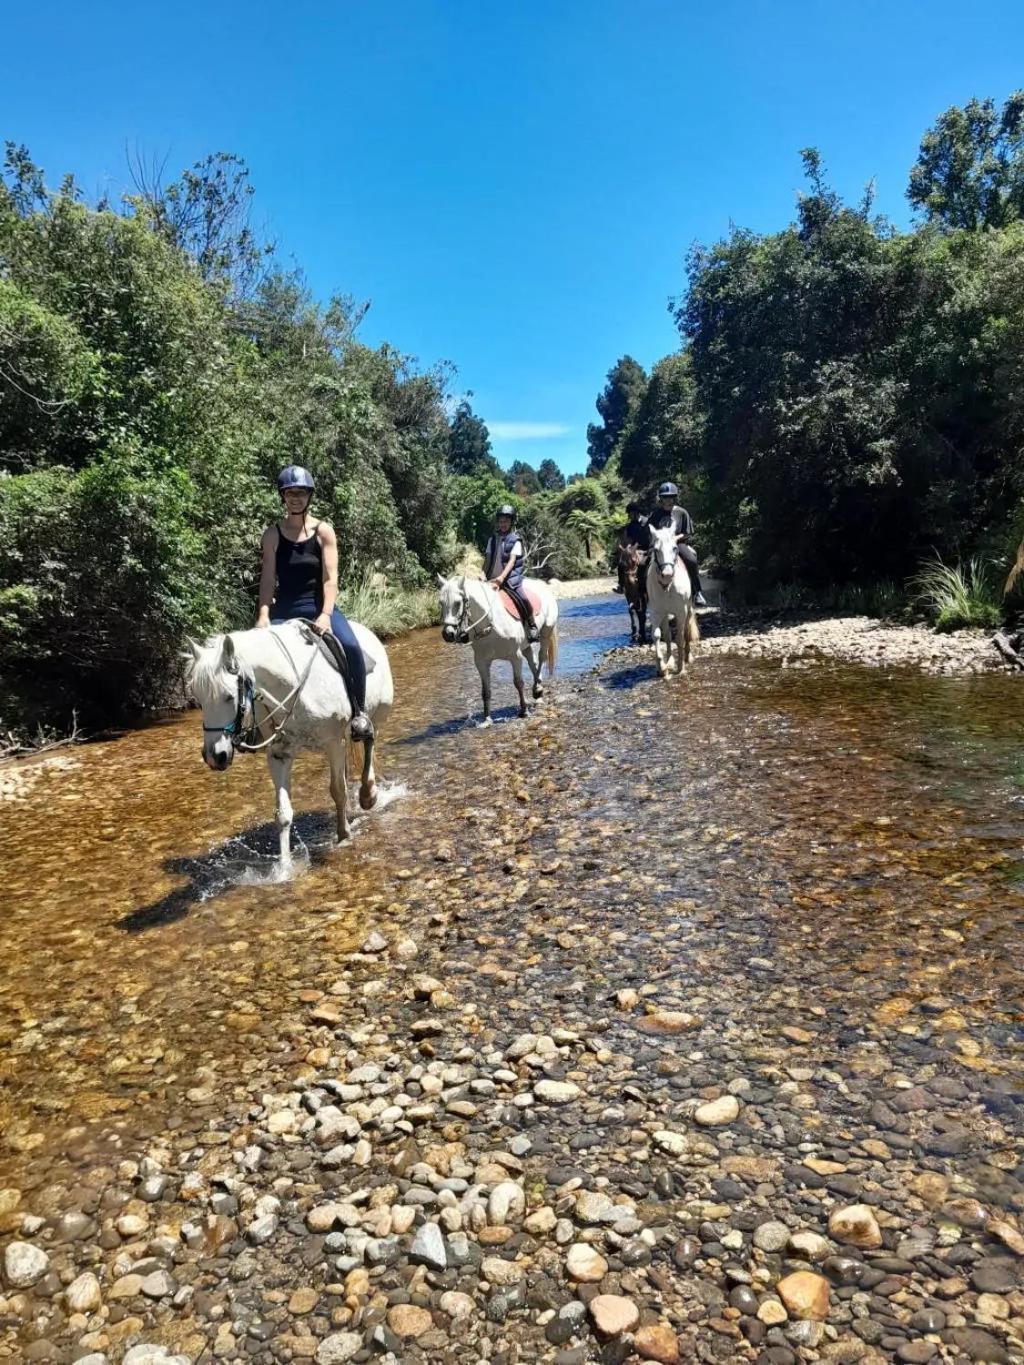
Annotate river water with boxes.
[2,594,1023,1208]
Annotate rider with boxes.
[613,499,652,594]
[256,465,373,740]
[647,481,707,607]
[483,504,540,642]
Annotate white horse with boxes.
[438,575,559,725]
[186,621,393,864]
[646,524,699,678]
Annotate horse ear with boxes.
[437,572,446,587]
[220,635,237,671]
[185,637,203,661]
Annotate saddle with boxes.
[498,586,541,621]
[296,622,376,676]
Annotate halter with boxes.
[203,670,259,747]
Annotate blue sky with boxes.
[5,1,1023,475]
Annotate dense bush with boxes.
[0,147,460,729]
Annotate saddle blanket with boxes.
[498,586,541,620]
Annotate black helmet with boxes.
[657,481,678,499]
[626,499,641,515]
[496,503,517,521]
[277,465,315,493]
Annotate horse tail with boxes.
[546,623,559,676]
[687,608,700,645]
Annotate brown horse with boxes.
[617,543,649,644]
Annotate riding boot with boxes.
[526,615,540,643]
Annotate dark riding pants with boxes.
[272,606,367,712]
[503,584,537,632]
[680,544,702,597]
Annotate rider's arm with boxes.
[256,525,278,626]
[676,509,694,544]
[319,522,339,619]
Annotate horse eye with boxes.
[224,693,234,705]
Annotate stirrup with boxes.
[350,711,374,741]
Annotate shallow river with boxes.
[2,595,1023,1205]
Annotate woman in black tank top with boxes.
[255,465,370,735]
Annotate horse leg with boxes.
[475,654,493,728]
[358,733,379,811]
[267,751,295,865]
[639,591,648,645]
[628,598,637,642]
[526,633,545,699]
[512,653,528,718]
[327,738,351,844]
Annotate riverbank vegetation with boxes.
[0,147,593,737]
[585,92,1024,626]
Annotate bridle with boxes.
[444,578,494,643]
[652,533,679,581]
[202,628,320,753]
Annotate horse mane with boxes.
[185,636,229,704]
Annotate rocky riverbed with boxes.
[696,612,1008,677]
[2,626,1024,1365]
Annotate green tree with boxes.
[506,459,540,495]
[586,355,648,474]
[909,92,1024,230]
[447,399,498,475]
[536,457,565,492]
[619,352,700,494]
[566,508,606,559]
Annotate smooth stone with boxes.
[589,1294,640,1337]
[776,1271,830,1321]
[566,1242,608,1283]
[65,1271,102,1313]
[3,1241,49,1288]
[634,1321,681,1362]
[754,1220,790,1252]
[828,1205,882,1249]
[694,1095,740,1126]
[386,1304,433,1338]
[316,1332,363,1364]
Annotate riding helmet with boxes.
[277,465,316,493]
[497,503,517,521]
[657,481,679,499]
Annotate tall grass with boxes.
[910,556,1003,632]
[338,571,441,640]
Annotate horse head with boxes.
[186,634,253,772]
[438,574,477,644]
[650,526,679,588]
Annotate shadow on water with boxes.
[391,704,525,748]
[601,663,657,691]
[117,804,379,933]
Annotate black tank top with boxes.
[274,523,322,615]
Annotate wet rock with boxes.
[3,1241,49,1288]
[567,1243,609,1282]
[776,1271,830,1321]
[316,1332,363,1364]
[634,1322,681,1361]
[589,1294,640,1336]
[409,1221,447,1270]
[387,1304,434,1337]
[65,1271,102,1313]
[944,1327,1010,1362]
[695,1095,740,1126]
[828,1204,882,1249]
[534,1080,581,1104]
[753,1220,790,1252]
[971,1260,1016,1293]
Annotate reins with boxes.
[202,627,321,753]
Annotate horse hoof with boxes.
[477,717,493,730]
[359,783,378,812]
[533,686,544,700]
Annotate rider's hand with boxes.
[312,612,331,635]
[488,579,502,589]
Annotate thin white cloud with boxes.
[488,421,571,441]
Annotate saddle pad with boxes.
[499,586,541,620]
